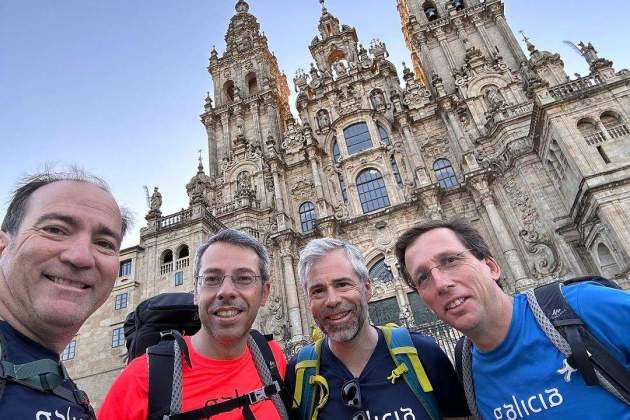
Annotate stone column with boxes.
[490,8,528,63]
[220,113,230,158]
[270,162,287,231]
[470,176,533,290]
[413,33,435,77]
[434,28,457,73]
[250,101,264,146]
[203,117,218,177]
[596,120,613,141]
[279,238,304,340]
[306,146,328,217]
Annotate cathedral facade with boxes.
[66,0,630,407]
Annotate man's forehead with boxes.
[200,242,260,270]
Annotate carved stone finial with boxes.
[235,0,249,13]
[197,150,204,173]
[319,0,327,12]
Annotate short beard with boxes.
[322,301,368,343]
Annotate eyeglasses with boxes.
[412,249,474,289]
[195,274,262,289]
[341,379,368,420]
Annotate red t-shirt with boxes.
[98,336,287,419]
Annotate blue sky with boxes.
[2,0,629,247]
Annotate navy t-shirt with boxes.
[286,328,469,419]
[0,321,92,419]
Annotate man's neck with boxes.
[191,327,247,360]
[327,323,378,377]
[0,298,72,354]
[469,292,514,352]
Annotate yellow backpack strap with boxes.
[380,325,440,420]
[293,338,326,420]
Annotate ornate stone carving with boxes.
[503,174,561,279]
[290,175,315,200]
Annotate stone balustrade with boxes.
[608,123,629,139]
[584,131,607,146]
[158,208,193,230]
[175,256,190,270]
[160,262,173,275]
[548,74,604,100]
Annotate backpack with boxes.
[0,329,96,419]
[123,292,289,420]
[454,276,630,418]
[292,324,440,420]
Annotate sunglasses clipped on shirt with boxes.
[342,379,369,420]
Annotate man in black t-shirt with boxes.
[0,169,128,418]
[286,237,469,420]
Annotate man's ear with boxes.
[483,256,502,282]
[260,281,271,306]
[0,231,10,257]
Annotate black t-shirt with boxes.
[0,321,91,419]
[286,328,470,419]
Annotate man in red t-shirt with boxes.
[99,229,288,419]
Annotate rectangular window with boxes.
[111,327,125,348]
[119,259,132,277]
[114,292,128,310]
[61,339,76,361]
[175,271,184,287]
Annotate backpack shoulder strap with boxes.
[455,335,481,419]
[247,330,289,419]
[380,325,440,420]
[0,331,96,419]
[527,280,630,405]
[293,339,327,420]
[147,330,192,420]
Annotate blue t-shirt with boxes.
[286,327,469,420]
[472,282,630,420]
[0,321,92,419]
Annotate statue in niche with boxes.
[309,63,320,80]
[236,171,254,197]
[233,85,242,101]
[578,41,599,65]
[484,86,506,113]
[332,60,347,77]
[370,90,386,109]
[149,187,162,212]
[317,109,331,130]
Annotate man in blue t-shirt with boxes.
[0,169,128,418]
[286,237,469,420]
[396,217,630,419]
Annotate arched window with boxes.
[246,72,258,95]
[161,250,173,264]
[369,258,393,282]
[600,111,620,130]
[356,169,390,213]
[177,245,189,259]
[224,80,235,103]
[577,118,604,145]
[344,122,373,155]
[600,111,629,140]
[433,159,459,189]
[299,202,316,233]
[378,124,390,145]
[597,242,620,277]
[390,157,403,187]
[332,138,341,163]
[423,1,439,20]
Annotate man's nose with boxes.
[59,236,96,269]
[216,276,238,299]
[432,267,455,294]
[324,287,342,307]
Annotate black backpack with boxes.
[454,276,630,418]
[123,292,289,420]
[0,329,96,419]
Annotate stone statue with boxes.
[317,110,330,130]
[150,187,162,212]
[484,86,506,112]
[332,60,347,77]
[237,171,253,193]
[578,41,599,65]
[371,90,385,109]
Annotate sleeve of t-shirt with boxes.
[98,355,150,420]
[563,281,630,366]
[411,332,471,417]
